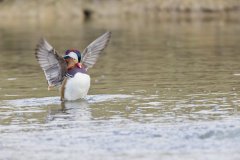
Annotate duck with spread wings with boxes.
[35,32,111,101]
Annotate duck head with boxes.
[64,49,82,69]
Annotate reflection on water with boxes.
[0,18,240,159]
[0,94,133,126]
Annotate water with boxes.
[0,18,240,160]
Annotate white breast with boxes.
[64,73,90,101]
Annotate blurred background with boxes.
[0,0,240,21]
[1,1,240,160]
[0,0,240,99]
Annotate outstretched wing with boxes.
[81,31,111,69]
[35,38,67,87]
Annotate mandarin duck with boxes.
[35,32,111,101]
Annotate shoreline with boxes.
[0,0,239,22]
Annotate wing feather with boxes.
[81,32,111,69]
[35,38,67,87]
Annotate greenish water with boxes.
[0,19,240,160]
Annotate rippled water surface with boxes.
[1,19,240,160]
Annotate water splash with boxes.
[2,94,134,107]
